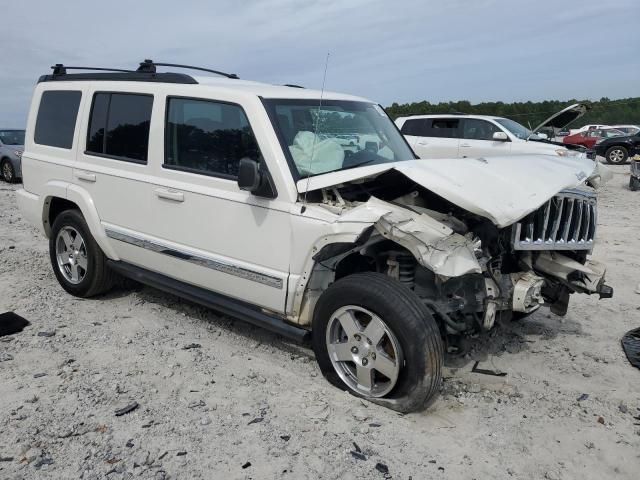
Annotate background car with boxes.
[594,129,640,164]
[395,103,591,160]
[568,124,612,135]
[563,127,625,149]
[0,129,25,183]
[612,125,640,135]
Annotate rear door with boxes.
[412,118,461,158]
[74,88,157,267]
[459,118,511,157]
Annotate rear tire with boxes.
[49,209,117,297]
[630,176,640,191]
[605,146,628,164]
[1,159,16,183]
[312,272,443,413]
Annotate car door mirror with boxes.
[492,132,509,141]
[237,158,277,199]
[238,158,262,192]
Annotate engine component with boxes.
[511,272,546,313]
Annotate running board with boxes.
[107,260,310,343]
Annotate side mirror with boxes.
[238,158,262,192]
[237,158,277,198]
[492,131,509,141]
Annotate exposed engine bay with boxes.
[297,167,613,336]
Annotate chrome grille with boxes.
[512,189,597,251]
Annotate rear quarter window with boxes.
[34,90,82,149]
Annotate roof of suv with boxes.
[396,114,502,121]
[39,71,368,102]
[191,76,367,101]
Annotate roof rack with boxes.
[38,59,240,84]
[50,64,136,75]
[137,59,239,79]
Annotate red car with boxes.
[563,128,625,149]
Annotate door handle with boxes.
[460,143,472,148]
[154,188,184,202]
[75,171,96,182]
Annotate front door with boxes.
[138,95,291,313]
[459,118,512,158]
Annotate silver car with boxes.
[0,129,25,182]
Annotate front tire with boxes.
[49,209,116,297]
[312,272,443,413]
[605,146,628,164]
[1,159,16,183]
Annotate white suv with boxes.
[17,61,612,412]
[395,105,592,160]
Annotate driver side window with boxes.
[462,119,500,140]
[164,97,262,179]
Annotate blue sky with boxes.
[1,0,638,126]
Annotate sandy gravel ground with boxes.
[1,164,639,480]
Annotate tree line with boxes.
[385,97,640,128]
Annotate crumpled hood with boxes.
[298,155,605,228]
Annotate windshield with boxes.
[0,130,25,145]
[263,99,415,179]
[494,118,540,140]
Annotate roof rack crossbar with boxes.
[137,59,239,79]
[51,64,136,75]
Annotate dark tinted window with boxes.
[428,118,460,138]
[87,93,109,153]
[462,119,501,140]
[165,98,261,178]
[34,91,82,148]
[400,118,429,136]
[86,93,153,162]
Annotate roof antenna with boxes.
[301,52,330,214]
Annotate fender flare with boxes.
[42,181,119,261]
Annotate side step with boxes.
[107,260,310,344]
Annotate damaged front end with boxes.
[294,160,613,337]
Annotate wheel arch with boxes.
[42,183,119,260]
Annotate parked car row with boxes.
[0,129,25,182]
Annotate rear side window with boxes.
[34,90,82,149]
[400,119,429,136]
[86,92,153,163]
[428,118,460,138]
[164,97,261,178]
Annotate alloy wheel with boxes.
[609,149,625,163]
[2,162,13,182]
[55,226,88,284]
[325,305,403,397]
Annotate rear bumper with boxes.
[16,188,44,235]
